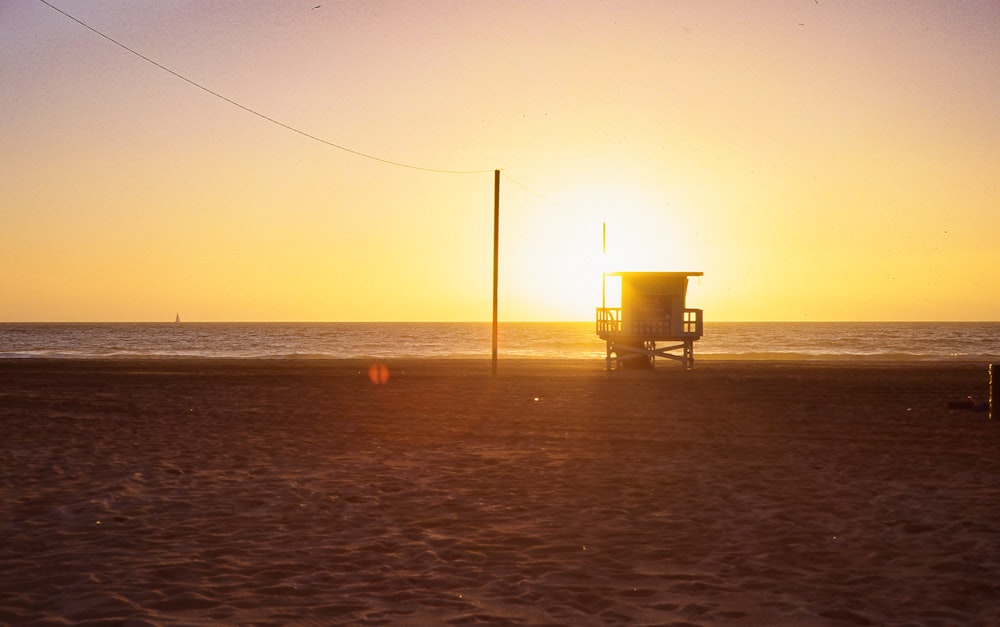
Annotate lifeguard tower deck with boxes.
[596,271,704,370]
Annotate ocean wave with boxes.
[2,322,999,362]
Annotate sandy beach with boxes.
[1,358,998,626]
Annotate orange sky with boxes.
[3,1,998,322]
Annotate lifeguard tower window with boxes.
[597,271,703,370]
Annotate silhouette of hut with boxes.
[596,271,704,369]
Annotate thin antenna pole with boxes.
[601,222,607,309]
[492,170,500,375]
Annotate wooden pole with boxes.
[492,169,500,375]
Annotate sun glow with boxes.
[499,178,704,321]
[568,182,701,272]
[500,208,606,321]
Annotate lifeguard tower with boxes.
[596,272,704,370]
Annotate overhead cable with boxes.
[38,0,494,175]
[501,172,563,206]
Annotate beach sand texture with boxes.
[2,359,999,626]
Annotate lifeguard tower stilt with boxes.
[596,272,704,370]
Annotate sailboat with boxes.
[175,313,181,323]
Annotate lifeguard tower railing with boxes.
[596,308,703,338]
[596,307,704,369]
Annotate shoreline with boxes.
[1,355,995,364]
[2,352,996,360]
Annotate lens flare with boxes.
[367,363,390,385]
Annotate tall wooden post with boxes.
[492,170,500,375]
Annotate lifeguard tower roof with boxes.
[605,271,703,277]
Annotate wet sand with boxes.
[2,358,999,625]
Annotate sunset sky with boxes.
[3,1,998,322]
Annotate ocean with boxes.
[1,322,999,361]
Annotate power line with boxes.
[38,0,494,175]
[500,171,564,206]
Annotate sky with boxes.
[2,0,998,322]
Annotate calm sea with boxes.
[1,322,999,361]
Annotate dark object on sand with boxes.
[948,396,989,412]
